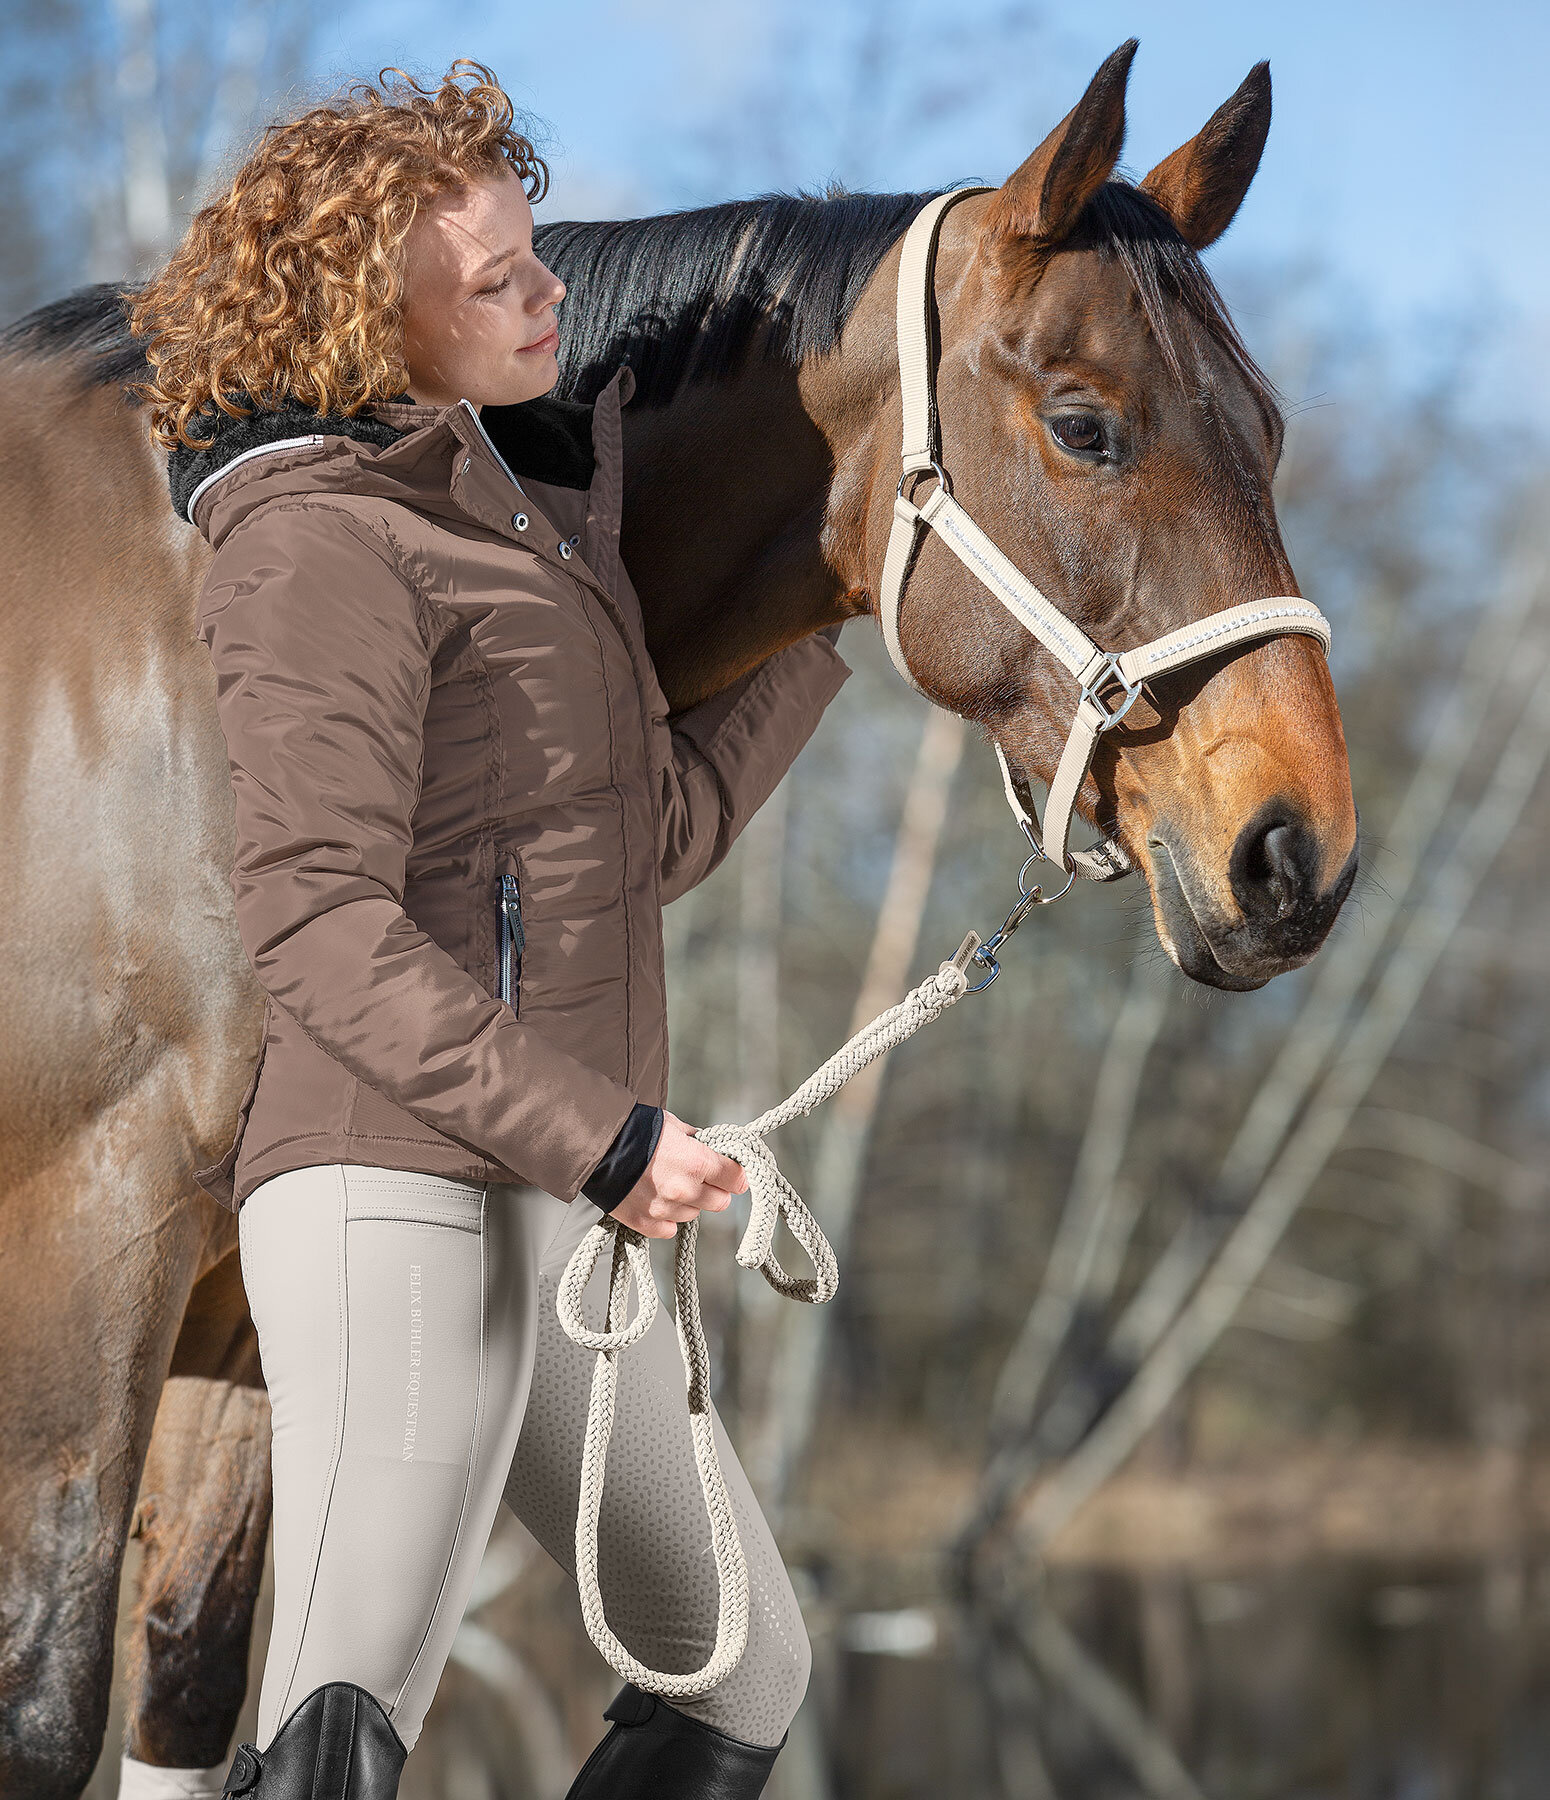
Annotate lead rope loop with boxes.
[554,942,979,1697]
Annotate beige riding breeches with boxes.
[237,1163,810,1755]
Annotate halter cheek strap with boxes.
[876,184,1332,881]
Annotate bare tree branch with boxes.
[1336,1107,1548,1208]
[1006,1599,1207,1800]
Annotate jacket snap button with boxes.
[461,459,471,475]
[512,512,528,531]
[557,540,572,559]
[568,533,581,546]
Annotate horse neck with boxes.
[621,350,867,712]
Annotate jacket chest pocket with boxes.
[496,854,524,1012]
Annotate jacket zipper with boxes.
[459,398,529,497]
[183,433,327,525]
[497,870,524,1010]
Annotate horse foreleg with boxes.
[119,1249,271,1790]
[0,1162,218,1800]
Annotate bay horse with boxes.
[0,41,1355,1796]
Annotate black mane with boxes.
[1,179,1280,433]
[0,280,152,391]
[532,184,952,405]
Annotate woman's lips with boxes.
[518,325,559,354]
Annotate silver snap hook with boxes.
[512,511,528,531]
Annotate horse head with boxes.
[855,42,1357,990]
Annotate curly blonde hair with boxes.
[125,59,551,449]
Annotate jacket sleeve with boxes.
[655,630,852,905]
[196,500,638,1203]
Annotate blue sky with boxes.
[300,0,1547,412]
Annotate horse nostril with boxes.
[1231,811,1318,922]
[1262,825,1302,917]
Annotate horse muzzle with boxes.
[1146,805,1359,990]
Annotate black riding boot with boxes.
[562,1682,784,1798]
[218,1682,408,1799]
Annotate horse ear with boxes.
[984,39,1136,258]
[1139,62,1272,250]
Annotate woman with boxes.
[126,59,850,1800]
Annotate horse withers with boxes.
[0,40,1352,1797]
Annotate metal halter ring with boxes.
[898,459,952,502]
[1080,651,1147,731]
[1028,851,1077,903]
[1016,819,1078,904]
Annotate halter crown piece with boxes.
[877,184,1334,881]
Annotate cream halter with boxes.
[877,183,1332,884]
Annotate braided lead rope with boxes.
[555,941,979,1696]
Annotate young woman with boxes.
[127,59,850,1800]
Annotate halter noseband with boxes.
[876,184,1332,882]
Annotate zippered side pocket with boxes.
[496,863,524,1013]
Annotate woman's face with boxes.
[399,163,566,412]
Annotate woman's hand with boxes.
[607,1109,746,1240]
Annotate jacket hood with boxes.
[171,380,610,546]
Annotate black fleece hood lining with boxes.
[168,390,598,524]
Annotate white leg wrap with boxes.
[117,1753,230,1799]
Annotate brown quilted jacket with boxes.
[183,362,850,1211]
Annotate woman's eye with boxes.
[480,274,511,297]
[1050,414,1106,455]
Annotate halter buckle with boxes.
[1080,652,1146,731]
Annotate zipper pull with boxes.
[499,873,524,953]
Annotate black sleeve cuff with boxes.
[580,1102,664,1212]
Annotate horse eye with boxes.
[1050,414,1105,455]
